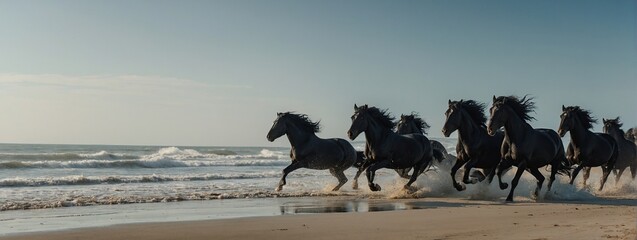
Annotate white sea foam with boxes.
[0,147,288,169]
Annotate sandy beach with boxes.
[3,197,635,240]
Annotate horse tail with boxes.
[430,140,448,162]
[553,134,571,176]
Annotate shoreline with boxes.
[2,197,636,240]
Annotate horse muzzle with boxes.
[557,129,566,137]
[486,127,496,136]
[347,130,358,140]
[266,134,275,142]
[441,129,450,137]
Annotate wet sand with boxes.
[4,197,636,240]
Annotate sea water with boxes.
[1,139,635,235]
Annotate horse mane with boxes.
[400,113,431,134]
[282,112,321,133]
[360,105,396,129]
[565,106,597,130]
[494,95,536,121]
[604,117,625,135]
[454,100,487,126]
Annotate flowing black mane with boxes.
[565,106,597,130]
[494,95,536,121]
[400,113,430,134]
[604,117,625,135]
[282,112,321,133]
[455,100,487,126]
[359,105,395,129]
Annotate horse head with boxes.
[267,112,287,142]
[347,104,368,140]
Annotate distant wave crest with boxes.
[0,147,288,169]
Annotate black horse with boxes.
[603,117,637,183]
[267,112,357,191]
[351,113,445,189]
[487,96,570,202]
[558,106,617,190]
[347,104,434,191]
[442,99,506,191]
[396,113,449,162]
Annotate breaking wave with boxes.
[0,147,287,169]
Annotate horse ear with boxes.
[602,118,606,122]
[562,105,565,111]
[459,99,464,104]
[354,104,358,110]
[448,99,451,105]
[492,95,496,102]
[277,112,282,116]
[614,117,620,121]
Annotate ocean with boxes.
[1,139,635,235]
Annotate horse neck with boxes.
[568,117,591,147]
[285,123,315,147]
[607,127,624,140]
[502,111,533,144]
[457,110,484,144]
[409,123,423,134]
[364,118,392,149]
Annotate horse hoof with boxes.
[499,183,509,190]
[275,186,283,192]
[352,184,359,190]
[505,197,513,202]
[403,185,417,192]
[454,184,466,191]
[369,184,382,192]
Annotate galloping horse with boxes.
[267,112,357,191]
[347,104,434,191]
[487,96,570,202]
[396,113,449,162]
[351,113,444,189]
[442,99,505,191]
[558,106,617,190]
[603,118,637,183]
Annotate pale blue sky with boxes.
[0,1,635,146]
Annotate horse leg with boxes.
[599,166,612,191]
[405,157,431,189]
[329,168,348,191]
[485,167,497,184]
[394,168,412,179]
[352,160,372,190]
[582,167,591,186]
[366,160,391,192]
[614,168,625,184]
[462,158,479,185]
[506,162,526,202]
[497,159,514,190]
[631,164,637,180]
[569,164,584,185]
[276,161,305,192]
[450,157,466,191]
[527,168,545,200]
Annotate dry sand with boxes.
[4,198,635,240]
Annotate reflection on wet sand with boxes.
[279,199,470,215]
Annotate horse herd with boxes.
[266,95,637,202]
